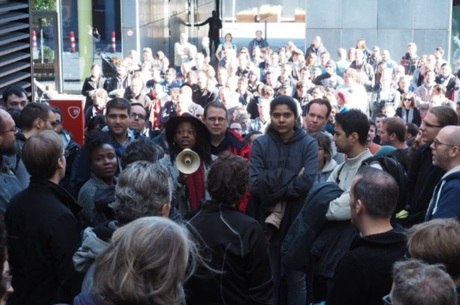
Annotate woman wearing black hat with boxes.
[163,114,212,217]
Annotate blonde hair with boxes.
[93,217,197,305]
[22,130,63,179]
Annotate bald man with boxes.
[426,125,460,220]
[0,109,23,213]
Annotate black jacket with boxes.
[6,178,81,305]
[395,107,422,126]
[327,228,407,305]
[81,75,106,110]
[406,144,445,226]
[249,126,318,246]
[282,182,344,272]
[186,201,273,305]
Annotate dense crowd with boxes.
[0,30,459,305]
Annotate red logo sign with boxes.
[68,106,81,119]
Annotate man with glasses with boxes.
[425,125,460,220]
[129,103,151,137]
[0,109,23,214]
[203,101,251,159]
[405,106,458,226]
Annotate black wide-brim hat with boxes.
[165,113,210,146]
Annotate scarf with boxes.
[403,108,414,124]
[187,162,206,210]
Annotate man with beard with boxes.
[0,109,24,213]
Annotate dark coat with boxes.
[211,129,251,159]
[406,144,445,226]
[186,201,273,305]
[249,126,318,245]
[306,44,328,58]
[81,75,106,110]
[326,228,407,305]
[6,178,81,305]
[282,182,344,272]
[395,107,422,126]
[0,155,24,214]
[425,170,460,221]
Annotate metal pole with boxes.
[264,20,267,40]
[304,0,308,52]
[190,0,195,40]
[56,1,63,93]
[78,0,93,81]
[40,27,44,64]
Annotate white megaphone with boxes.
[176,148,201,174]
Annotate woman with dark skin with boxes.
[77,131,118,228]
[163,115,212,217]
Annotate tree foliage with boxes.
[32,0,56,11]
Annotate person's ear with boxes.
[355,199,365,215]
[350,131,359,143]
[160,202,171,218]
[390,132,397,140]
[34,118,44,130]
[56,154,66,170]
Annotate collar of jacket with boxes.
[29,177,81,215]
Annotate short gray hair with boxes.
[391,260,457,305]
[113,161,172,224]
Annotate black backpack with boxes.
[361,154,408,214]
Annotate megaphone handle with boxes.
[178,173,188,184]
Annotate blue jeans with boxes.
[270,245,307,305]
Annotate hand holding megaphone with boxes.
[176,148,201,174]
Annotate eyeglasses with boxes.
[422,120,441,128]
[0,127,18,134]
[130,113,146,120]
[403,98,413,101]
[433,138,455,149]
[382,294,392,305]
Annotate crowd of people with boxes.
[0,29,459,305]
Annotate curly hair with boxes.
[121,138,164,168]
[113,161,172,225]
[206,155,249,206]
